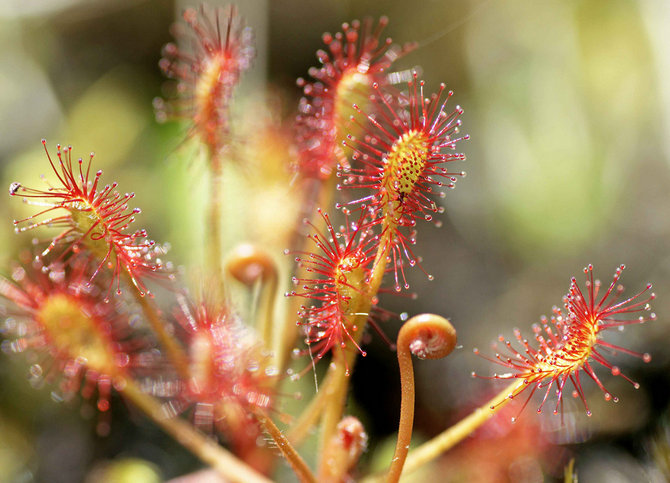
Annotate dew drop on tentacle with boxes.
[9,182,21,195]
[97,398,110,412]
[29,363,43,378]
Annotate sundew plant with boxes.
[1,1,669,482]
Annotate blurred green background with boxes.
[0,0,669,481]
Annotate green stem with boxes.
[313,209,398,471]
[317,209,397,453]
[363,380,525,481]
[128,282,190,382]
[317,347,349,460]
[208,151,225,299]
[257,269,278,349]
[119,376,272,483]
[286,369,339,446]
[404,380,524,471]
[251,407,316,483]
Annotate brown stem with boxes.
[317,346,351,459]
[251,407,316,483]
[286,368,339,445]
[402,380,524,474]
[226,243,278,347]
[208,151,225,299]
[119,376,271,483]
[287,180,396,452]
[128,282,190,382]
[387,314,457,483]
[317,208,399,463]
[362,379,525,482]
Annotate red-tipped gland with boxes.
[0,259,141,430]
[287,209,380,363]
[175,298,276,455]
[319,416,368,482]
[475,265,655,419]
[157,5,254,154]
[342,75,468,228]
[295,17,416,180]
[10,141,168,297]
[341,76,468,290]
